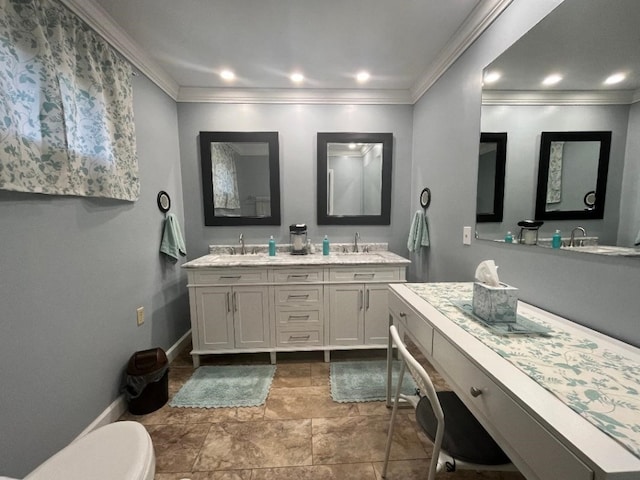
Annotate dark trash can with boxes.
[125,347,169,415]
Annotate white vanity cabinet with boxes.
[271,268,324,348]
[188,268,270,367]
[328,267,403,346]
[184,248,409,366]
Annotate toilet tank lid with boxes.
[24,422,154,480]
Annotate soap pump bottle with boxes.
[268,235,276,256]
[505,231,513,243]
[322,235,330,255]
[552,229,562,249]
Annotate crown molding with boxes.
[482,90,637,106]
[409,0,513,103]
[178,87,413,105]
[64,0,509,105]
[60,0,180,100]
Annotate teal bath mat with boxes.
[330,360,417,403]
[170,364,276,408]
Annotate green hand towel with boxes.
[407,210,430,252]
[160,213,186,262]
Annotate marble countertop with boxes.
[182,243,410,269]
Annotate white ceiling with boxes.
[479,0,640,107]
[483,0,640,93]
[69,0,512,103]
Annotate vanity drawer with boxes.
[389,294,433,355]
[275,308,322,326]
[432,332,592,480]
[272,268,323,283]
[276,328,322,347]
[329,267,400,283]
[193,268,267,284]
[274,285,323,306]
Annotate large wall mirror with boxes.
[317,132,393,225]
[535,131,611,221]
[199,131,281,226]
[476,0,640,250]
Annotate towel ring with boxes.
[157,191,171,213]
[419,187,431,210]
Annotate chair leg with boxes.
[381,363,407,478]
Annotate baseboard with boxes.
[165,328,192,363]
[74,329,191,441]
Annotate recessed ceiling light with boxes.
[542,74,563,86]
[604,72,626,85]
[220,69,235,81]
[483,71,501,84]
[290,72,304,83]
[348,143,357,149]
[356,71,370,83]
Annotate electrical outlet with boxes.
[463,226,472,245]
[136,306,145,326]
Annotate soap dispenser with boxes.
[552,230,562,249]
[268,235,276,256]
[504,231,513,244]
[322,235,330,255]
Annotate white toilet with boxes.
[22,421,155,480]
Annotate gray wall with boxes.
[0,73,189,477]
[411,0,640,347]
[479,104,629,244]
[177,104,413,257]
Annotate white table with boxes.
[387,282,640,480]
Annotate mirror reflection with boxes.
[535,131,611,220]
[327,142,382,216]
[476,0,640,249]
[476,133,506,223]
[199,131,281,226]
[317,132,393,225]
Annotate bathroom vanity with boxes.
[182,243,409,367]
[388,282,640,480]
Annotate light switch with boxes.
[463,226,472,245]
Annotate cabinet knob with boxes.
[470,387,483,397]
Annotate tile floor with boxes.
[120,344,526,480]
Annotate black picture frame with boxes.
[476,132,507,223]
[199,131,281,226]
[317,132,393,225]
[534,131,611,221]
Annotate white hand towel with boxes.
[407,210,430,252]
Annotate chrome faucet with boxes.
[239,233,246,255]
[568,226,587,247]
[353,232,360,253]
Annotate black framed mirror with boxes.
[535,131,611,221]
[199,131,281,226]
[476,132,506,223]
[317,132,393,225]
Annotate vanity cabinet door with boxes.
[363,284,390,344]
[328,285,364,345]
[193,286,235,350]
[233,285,270,349]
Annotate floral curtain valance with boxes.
[0,0,139,201]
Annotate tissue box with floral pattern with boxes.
[472,282,518,323]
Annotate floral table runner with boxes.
[405,282,640,458]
